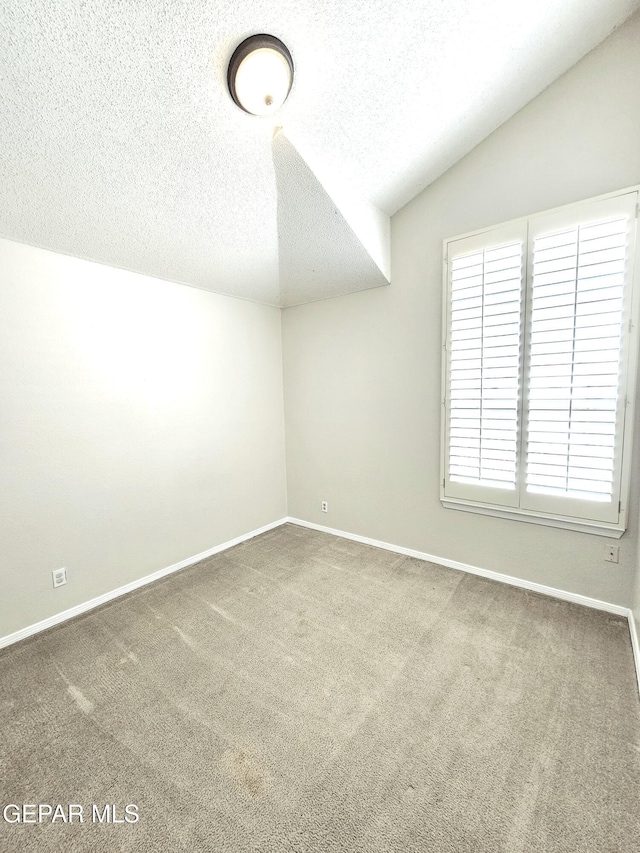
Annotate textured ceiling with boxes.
[273,132,389,307]
[1,0,638,306]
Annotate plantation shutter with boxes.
[522,193,638,524]
[442,190,638,531]
[444,223,526,507]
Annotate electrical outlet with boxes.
[52,568,67,588]
[321,501,328,513]
[604,544,619,564]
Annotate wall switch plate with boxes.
[321,501,328,512]
[604,544,619,564]
[52,568,67,588]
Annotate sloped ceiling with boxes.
[1,0,638,306]
[273,132,389,307]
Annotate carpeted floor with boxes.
[1,523,639,852]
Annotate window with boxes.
[441,188,639,536]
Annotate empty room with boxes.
[1,2,640,851]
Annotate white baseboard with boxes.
[629,612,640,699]
[287,517,628,615]
[3,514,639,699]
[0,517,288,651]
[287,516,640,697]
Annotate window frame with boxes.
[440,186,640,538]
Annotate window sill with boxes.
[441,498,625,538]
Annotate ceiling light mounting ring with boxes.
[227,34,294,116]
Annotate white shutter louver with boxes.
[448,240,523,490]
[442,188,638,534]
[526,216,627,504]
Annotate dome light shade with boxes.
[228,35,294,116]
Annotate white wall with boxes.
[3,13,640,644]
[1,240,287,637]
[282,12,640,607]
[635,509,640,638]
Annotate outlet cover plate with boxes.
[52,568,67,588]
[604,544,619,564]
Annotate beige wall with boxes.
[3,13,640,644]
[636,564,640,644]
[282,13,640,607]
[635,509,640,637]
[1,240,287,637]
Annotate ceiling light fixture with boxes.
[227,34,294,116]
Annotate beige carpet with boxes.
[1,523,638,852]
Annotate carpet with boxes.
[1,523,638,851]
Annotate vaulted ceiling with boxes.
[1,0,638,306]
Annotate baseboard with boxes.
[286,517,629,616]
[0,517,289,651]
[287,516,640,696]
[4,515,639,699]
[629,612,640,699]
